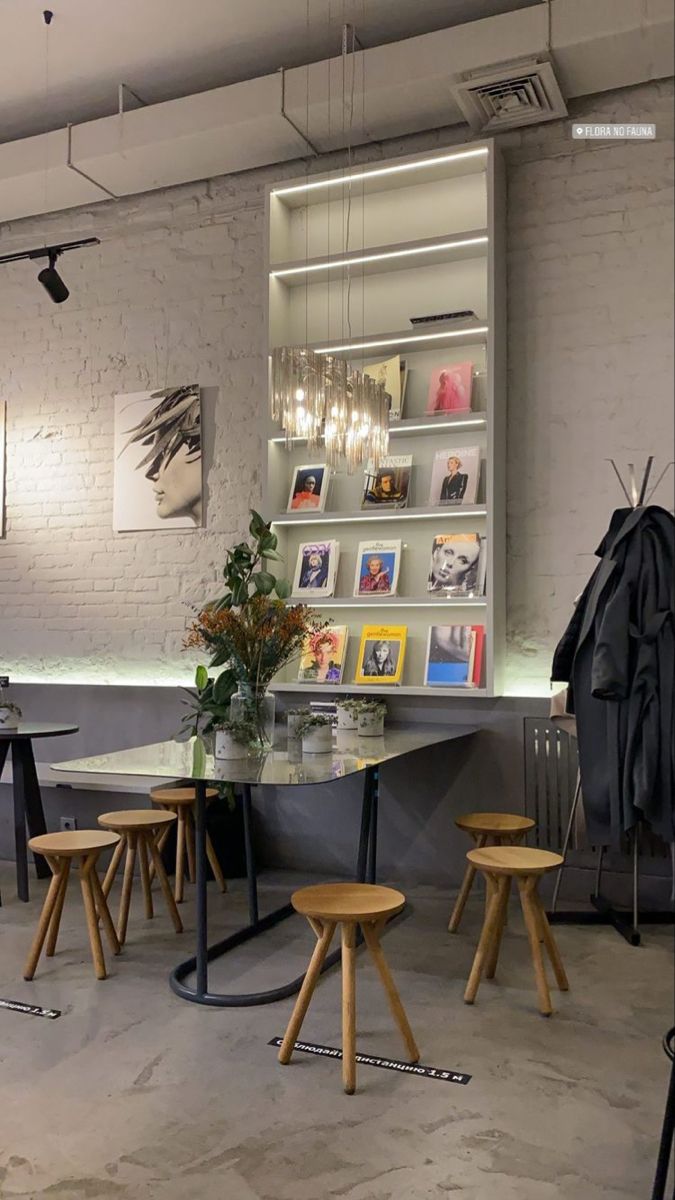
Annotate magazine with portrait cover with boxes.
[363,355,402,421]
[361,456,412,509]
[424,625,475,687]
[297,626,349,684]
[353,540,401,598]
[426,532,486,597]
[292,540,340,597]
[355,624,407,685]
[286,463,330,513]
[425,361,473,415]
[428,446,481,507]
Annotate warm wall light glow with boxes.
[314,326,489,354]
[270,236,488,278]
[271,147,489,197]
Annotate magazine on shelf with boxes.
[425,362,473,415]
[355,624,407,685]
[424,625,478,687]
[363,355,402,421]
[297,626,349,684]
[353,540,401,598]
[361,455,412,509]
[470,624,485,687]
[286,463,330,512]
[292,540,340,597]
[428,446,481,507]
[427,533,486,597]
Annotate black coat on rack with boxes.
[552,504,675,846]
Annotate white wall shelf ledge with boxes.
[272,506,488,527]
[270,229,489,285]
[269,413,488,444]
[287,596,487,608]
[276,323,489,359]
[271,682,488,698]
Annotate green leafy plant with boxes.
[212,716,256,743]
[180,664,237,738]
[296,713,333,737]
[358,700,387,715]
[213,509,291,613]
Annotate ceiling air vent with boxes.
[453,58,567,133]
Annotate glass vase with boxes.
[230,685,276,750]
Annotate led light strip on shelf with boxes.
[272,509,488,526]
[286,599,487,609]
[269,417,486,443]
[270,236,488,278]
[314,326,488,354]
[270,147,489,197]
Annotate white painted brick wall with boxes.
[0,79,672,690]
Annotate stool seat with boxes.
[456,812,535,836]
[29,830,120,858]
[292,883,405,923]
[97,809,182,944]
[24,831,121,981]
[464,845,569,1016]
[467,846,563,876]
[98,810,176,832]
[150,786,218,806]
[150,784,226,903]
[280,881,417,1094]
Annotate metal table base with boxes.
[169,766,382,1007]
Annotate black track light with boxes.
[0,237,100,303]
[37,252,69,304]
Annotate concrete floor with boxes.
[0,861,671,1200]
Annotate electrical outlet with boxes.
[60,816,77,832]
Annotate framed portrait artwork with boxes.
[361,456,412,510]
[287,464,330,513]
[113,386,203,532]
[354,624,407,685]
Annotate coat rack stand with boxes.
[547,456,675,946]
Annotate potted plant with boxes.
[213,717,253,760]
[357,700,387,737]
[0,700,21,729]
[335,698,361,731]
[297,713,333,754]
[287,706,311,741]
[184,510,329,749]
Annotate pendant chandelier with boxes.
[271,348,389,472]
[270,20,390,473]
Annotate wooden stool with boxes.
[448,811,535,933]
[278,882,419,1095]
[24,831,121,982]
[463,845,569,1017]
[149,786,227,903]
[98,810,183,944]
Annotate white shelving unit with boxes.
[264,139,505,699]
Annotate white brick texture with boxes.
[0,80,672,689]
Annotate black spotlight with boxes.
[37,252,69,304]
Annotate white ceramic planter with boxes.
[0,707,20,729]
[214,730,249,760]
[336,706,358,731]
[358,712,385,737]
[302,725,333,754]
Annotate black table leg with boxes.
[10,741,29,902]
[15,740,49,878]
[169,765,387,1008]
[0,741,8,907]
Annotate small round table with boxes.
[0,723,79,902]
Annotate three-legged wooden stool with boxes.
[448,812,535,933]
[98,810,183,944]
[278,882,419,1095]
[149,786,227,903]
[463,845,569,1017]
[24,831,121,981]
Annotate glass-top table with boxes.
[53,723,477,1007]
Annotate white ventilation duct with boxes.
[0,0,671,226]
[453,58,568,132]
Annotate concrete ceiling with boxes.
[0,0,540,143]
